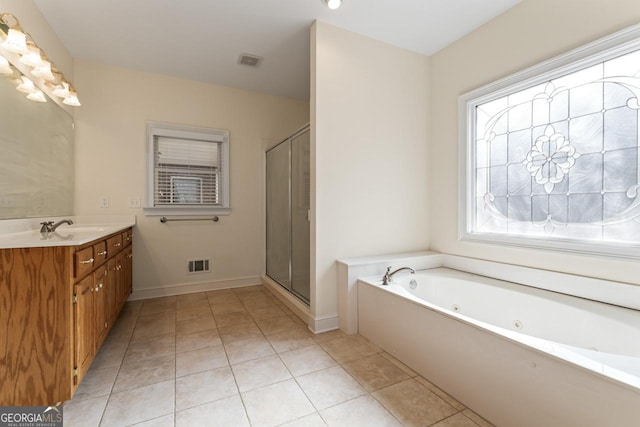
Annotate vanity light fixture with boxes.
[26,89,46,102]
[1,27,27,54]
[52,80,70,98]
[63,89,81,107]
[324,0,343,10]
[0,12,80,106]
[15,75,36,94]
[0,53,11,75]
[20,44,43,68]
[31,59,55,81]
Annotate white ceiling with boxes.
[33,0,520,100]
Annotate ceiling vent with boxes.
[238,53,263,67]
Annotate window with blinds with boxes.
[154,136,220,205]
[145,122,230,215]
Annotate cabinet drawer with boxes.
[74,247,95,278]
[93,241,108,266]
[107,235,123,254]
[122,229,132,246]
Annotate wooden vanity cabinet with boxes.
[94,265,109,349]
[0,227,133,406]
[73,274,95,386]
[71,228,132,389]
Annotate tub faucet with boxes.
[382,266,416,285]
[40,219,73,233]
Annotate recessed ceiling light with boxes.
[324,0,342,10]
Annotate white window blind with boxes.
[154,136,221,206]
[145,122,230,216]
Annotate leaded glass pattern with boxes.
[473,48,640,243]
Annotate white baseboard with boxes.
[261,275,339,334]
[309,314,339,334]
[129,276,263,300]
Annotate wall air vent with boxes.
[238,53,263,67]
[187,258,211,274]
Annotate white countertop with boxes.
[0,215,136,249]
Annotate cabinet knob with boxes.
[95,286,99,292]
[99,283,103,289]
[97,250,107,256]
[79,258,95,265]
[113,242,121,248]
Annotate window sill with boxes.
[460,232,640,260]
[143,207,231,216]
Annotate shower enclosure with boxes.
[266,125,310,304]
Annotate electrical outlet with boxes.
[128,197,141,208]
[0,197,14,207]
[99,196,109,208]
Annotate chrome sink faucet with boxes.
[40,219,74,233]
[382,266,416,285]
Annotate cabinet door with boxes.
[94,266,108,347]
[73,275,94,386]
[106,258,117,318]
[104,264,116,327]
[124,246,133,299]
[114,251,126,310]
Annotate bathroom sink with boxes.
[54,226,107,233]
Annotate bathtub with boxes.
[358,267,640,427]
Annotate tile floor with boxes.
[63,285,494,427]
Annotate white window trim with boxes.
[458,24,640,259]
[144,121,230,216]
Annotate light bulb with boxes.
[52,81,70,98]
[326,0,342,9]
[31,60,55,81]
[0,54,12,75]
[1,28,28,54]
[20,45,44,68]
[63,90,81,107]
[27,90,47,102]
[16,76,36,94]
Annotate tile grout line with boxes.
[77,290,493,427]
[96,303,141,427]
[173,302,178,427]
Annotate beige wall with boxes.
[0,0,73,79]
[73,60,308,295]
[430,0,640,284]
[311,22,430,319]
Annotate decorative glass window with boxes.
[145,122,230,215]
[460,26,640,257]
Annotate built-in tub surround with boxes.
[337,251,443,334]
[358,267,640,426]
[0,215,135,248]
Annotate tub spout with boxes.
[382,266,416,285]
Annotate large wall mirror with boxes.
[0,66,74,220]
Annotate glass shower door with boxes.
[266,140,291,290]
[265,125,310,305]
[290,130,310,302]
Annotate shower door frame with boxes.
[265,124,310,305]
